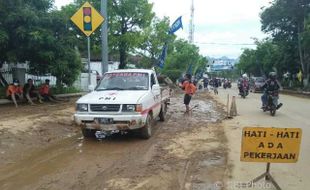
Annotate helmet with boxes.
[13,79,19,86]
[242,74,248,78]
[269,72,276,79]
[185,73,192,80]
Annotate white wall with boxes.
[73,73,97,92]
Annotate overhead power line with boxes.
[194,42,256,46]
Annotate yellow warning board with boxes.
[241,127,302,163]
[71,2,104,36]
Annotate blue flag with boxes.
[169,16,183,34]
[158,43,168,68]
[186,63,193,75]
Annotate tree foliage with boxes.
[260,0,310,85]
[109,0,155,69]
[0,0,82,86]
[0,0,209,86]
[162,39,208,81]
[138,17,174,68]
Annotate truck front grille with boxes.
[90,104,121,112]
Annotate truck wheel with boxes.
[159,104,167,121]
[140,114,152,139]
[82,128,97,138]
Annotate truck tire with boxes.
[159,103,167,121]
[140,114,152,139]
[82,128,97,138]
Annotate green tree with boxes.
[71,0,155,68]
[237,48,259,76]
[0,0,53,63]
[162,39,203,81]
[237,39,285,77]
[138,17,174,68]
[261,0,310,86]
[0,0,82,86]
[109,0,154,69]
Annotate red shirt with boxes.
[182,81,196,95]
[40,84,50,95]
[6,85,23,96]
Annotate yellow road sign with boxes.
[71,2,104,36]
[241,127,302,163]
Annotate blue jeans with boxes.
[261,93,278,107]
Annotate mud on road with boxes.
[0,92,228,190]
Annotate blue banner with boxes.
[158,43,168,68]
[169,16,183,34]
[186,63,193,75]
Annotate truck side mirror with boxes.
[151,73,157,89]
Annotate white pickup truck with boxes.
[74,69,170,139]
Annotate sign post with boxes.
[87,36,91,85]
[241,127,302,190]
[101,0,108,75]
[71,2,105,86]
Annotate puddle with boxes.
[168,94,224,124]
[199,155,226,167]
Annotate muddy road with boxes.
[0,92,228,190]
[216,86,310,190]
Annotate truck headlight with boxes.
[122,104,135,112]
[122,104,142,112]
[77,104,88,112]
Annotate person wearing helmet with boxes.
[238,74,249,95]
[6,79,23,108]
[261,72,282,109]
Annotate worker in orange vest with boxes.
[179,74,197,113]
[39,79,58,102]
[6,79,23,108]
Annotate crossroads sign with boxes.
[71,2,104,36]
[241,127,302,163]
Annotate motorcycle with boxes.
[227,80,232,88]
[262,91,282,116]
[239,83,249,98]
[223,80,231,89]
[223,82,227,89]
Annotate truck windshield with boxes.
[96,72,149,91]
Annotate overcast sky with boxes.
[55,0,272,59]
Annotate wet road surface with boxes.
[0,92,228,190]
[215,86,310,190]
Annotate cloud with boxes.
[54,0,73,9]
[55,0,272,58]
[150,0,272,58]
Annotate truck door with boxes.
[150,73,161,116]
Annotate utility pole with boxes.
[189,0,195,43]
[101,0,108,75]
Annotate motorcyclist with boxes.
[238,74,249,95]
[261,72,283,109]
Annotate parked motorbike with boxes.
[262,91,282,116]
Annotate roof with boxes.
[107,69,154,74]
